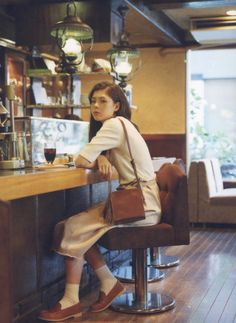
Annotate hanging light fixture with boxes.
[51,0,93,74]
[107,5,141,89]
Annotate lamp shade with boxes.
[107,5,141,88]
[50,1,93,73]
[51,14,93,44]
[107,33,141,88]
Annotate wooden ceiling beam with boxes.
[124,0,186,45]
[142,0,236,10]
[0,0,61,4]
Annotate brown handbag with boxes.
[103,118,145,225]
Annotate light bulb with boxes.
[226,10,236,16]
[62,38,82,61]
[114,56,132,76]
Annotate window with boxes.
[187,49,236,179]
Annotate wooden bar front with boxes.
[0,168,127,323]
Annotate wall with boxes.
[131,47,186,134]
[82,46,187,135]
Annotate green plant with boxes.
[189,88,236,164]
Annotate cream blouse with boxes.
[80,117,156,184]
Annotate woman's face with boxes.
[90,89,120,123]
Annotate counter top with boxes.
[0,167,116,201]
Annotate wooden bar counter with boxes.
[0,166,121,323]
[0,166,114,201]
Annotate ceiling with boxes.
[125,0,236,48]
[1,0,236,49]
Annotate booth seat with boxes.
[188,158,236,224]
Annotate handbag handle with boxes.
[118,118,144,197]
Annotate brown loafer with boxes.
[90,280,125,312]
[38,302,81,322]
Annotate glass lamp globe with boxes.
[62,38,82,62]
[114,54,132,76]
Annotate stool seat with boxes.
[100,223,178,249]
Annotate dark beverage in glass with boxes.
[44,148,56,164]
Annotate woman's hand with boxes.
[97,155,113,180]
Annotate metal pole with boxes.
[135,248,147,305]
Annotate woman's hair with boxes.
[88,81,131,140]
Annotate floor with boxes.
[53,227,236,323]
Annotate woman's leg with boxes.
[85,244,106,269]
[85,245,118,294]
[85,244,125,312]
[59,256,84,309]
[65,256,84,283]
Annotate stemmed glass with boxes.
[44,142,56,164]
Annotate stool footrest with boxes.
[110,292,175,314]
[113,266,165,283]
[150,254,180,268]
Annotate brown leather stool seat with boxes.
[99,161,190,314]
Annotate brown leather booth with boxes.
[99,162,190,314]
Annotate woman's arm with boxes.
[97,155,113,180]
[75,154,113,180]
[74,155,97,169]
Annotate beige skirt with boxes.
[54,179,161,259]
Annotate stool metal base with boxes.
[113,265,165,283]
[150,254,180,269]
[110,292,175,314]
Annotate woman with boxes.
[39,81,161,321]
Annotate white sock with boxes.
[95,265,117,295]
[59,283,80,310]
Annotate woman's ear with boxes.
[114,102,120,112]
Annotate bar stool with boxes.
[114,158,185,281]
[99,162,189,314]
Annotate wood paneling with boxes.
[143,133,186,163]
[0,200,12,323]
[38,191,66,288]
[0,181,130,322]
[11,197,38,302]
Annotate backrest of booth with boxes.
[156,162,189,243]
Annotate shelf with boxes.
[26,69,110,115]
[26,104,90,109]
[27,70,110,77]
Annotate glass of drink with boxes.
[44,142,56,164]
